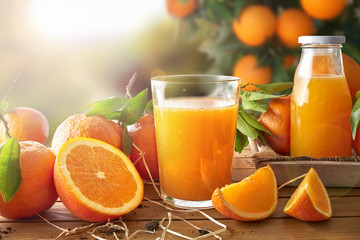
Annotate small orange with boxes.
[233,5,276,47]
[54,138,144,222]
[166,0,198,18]
[282,55,298,70]
[259,95,291,155]
[0,107,49,144]
[342,53,360,98]
[128,114,158,180]
[212,165,277,221]
[277,9,314,48]
[0,141,57,219]
[284,168,332,221]
[233,54,272,91]
[300,0,346,20]
[51,113,123,154]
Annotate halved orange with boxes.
[212,165,277,221]
[284,168,332,221]
[54,137,144,222]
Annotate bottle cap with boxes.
[298,36,345,45]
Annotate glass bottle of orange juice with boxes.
[290,36,352,158]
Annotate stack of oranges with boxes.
[0,106,158,222]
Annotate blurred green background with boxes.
[0,0,359,144]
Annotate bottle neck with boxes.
[297,44,344,78]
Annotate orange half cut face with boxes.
[54,137,144,222]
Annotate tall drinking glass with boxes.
[151,74,240,209]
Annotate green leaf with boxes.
[235,130,249,153]
[145,99,153,113]
[254,82,294,94]
[350,97,360,139]
[353,90,360,105]
[241,90,285,101]
[118,89,148,125]
[101,111,122,121]
[240,110,272,136]
[234,0,247,17]
[237,113,258,139]
[0,137,21,202]
[208,1,233,24]
[242,99,269,113]
[0,101,9,114]
[122,126,133,156]
[86,97,128,117]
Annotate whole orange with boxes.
[300,0,346,20]
[233,5,276,47]
[233,54,272,92]
[0,107,49,144]
[277,9,314,48]
[51,114,123,154]
[282,55,298,70]
[342,53,360,97]
[128,114,158,180]
[166,0,198,18]
[259,95,291,155]
[0,141,57,219]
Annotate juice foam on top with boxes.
[158,97,235,109]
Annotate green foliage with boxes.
[351,91,360,139]
[0,137,21,203]
[234,82,293,153]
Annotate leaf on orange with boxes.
[212,165,277,221]
[284,168,332,221]
[54,137,144,222]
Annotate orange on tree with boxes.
[128,114,158,180]
[342,53,360,98]
[54,137,144,222]
[0,141,57,219]
[51,113,123,154]
[300,0,346,20]
[284,168,332,221]
[233,5,276,47]
[259,95,291,155]
[166,0,198,18]
[282,55,298,70]
[277,9,314,48]
[232,54,272,92]
[0,107,49,144]
[212,165,277,221]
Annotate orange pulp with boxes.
[154,97,238,201]
[290,75,352,158]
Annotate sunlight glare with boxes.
[27,0,166,43]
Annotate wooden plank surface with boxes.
[1,146,359,239]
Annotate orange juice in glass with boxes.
[151,75,240,209]
[291,36,352,158]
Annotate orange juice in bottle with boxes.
[151,75,240,209]
[290,36,352,158]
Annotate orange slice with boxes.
[54,137,144,222]
[212,165,278,221]
[284,168,332,221]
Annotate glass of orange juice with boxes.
[151,74,240,209]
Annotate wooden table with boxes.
[1,147,359,239]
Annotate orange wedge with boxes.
[54,137,144,222]
[212,165,278,221]
[284,168,332,221]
